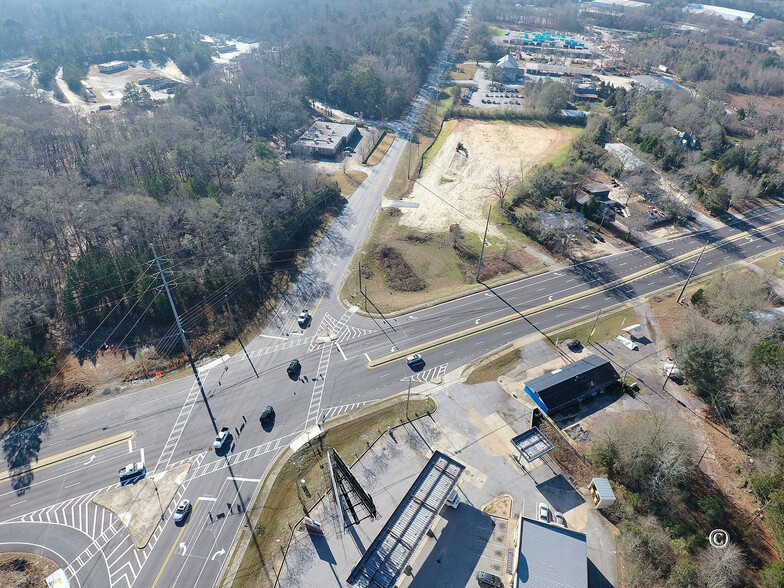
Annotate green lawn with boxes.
[450,63,478,81]
[421,119,454,174]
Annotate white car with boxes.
[173,499,191,523]
[555,511,565,526]
[538,502,550,522]
[406,353,423,367]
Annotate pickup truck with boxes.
[213,427,230,449]
[118,461,145,483]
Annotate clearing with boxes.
[399,119,579,237]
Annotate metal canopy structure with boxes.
[328,449,378,531]
[511,427,554,463]
[346,451,465,588]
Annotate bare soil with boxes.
[400,119,579,236]
[0,552,59,587]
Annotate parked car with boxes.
[538,502,550,522]
[567,339,581,351]
[287,358,301,375]
[555,511,566,526]
[260,405,275,423]
[593,232,605,242]
[476,570,503,587]
[173,499,192,523]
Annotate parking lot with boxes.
[276,373,617,588]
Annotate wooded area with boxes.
[0,0,460,401]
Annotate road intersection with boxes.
[3,7,784,586]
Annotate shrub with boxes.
[760,562,784,587]
[375,246,426,291]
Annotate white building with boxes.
[293,121,359,158]
[496,54,521,81]
[685,3,756,24]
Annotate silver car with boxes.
[173,499,192,523]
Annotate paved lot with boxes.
[276,373,618,587]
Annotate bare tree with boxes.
[698,542,744,588]
[487,165,519,203]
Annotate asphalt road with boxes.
[2,8,784,586]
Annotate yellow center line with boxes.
[366,218,784,367]
[151,499,199,588]
[0,430,136,483]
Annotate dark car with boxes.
[476,570,503,586]
[260,405,274,422]
[287,359,301,375]
[567,339,581,351]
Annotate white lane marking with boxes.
[258,334,287,340]
[9,500,27,507]
[226,477,261,483]
[198,497,218,502]
[127,439,133,453]
[619,262,628,266]
[65,482,80,489]
[335,342,347,361]
[364,353,371,362]
[379,373,389,379]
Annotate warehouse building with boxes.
[97,61,129,74]
[685,3,756,24]
[523,355,618,414]
[293,121,359,158]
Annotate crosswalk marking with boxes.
[400,362,449,384]
[320,402,369,421]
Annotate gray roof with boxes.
[347,451,464,588]
[591,477,615,500]
[518,517,587,588]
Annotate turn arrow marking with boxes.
[179,542,187,556]
[211,548,226,561]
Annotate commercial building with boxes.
[98,61,129,74]
[590,0,649,9]
[523,355,619,414]
[293,121,359,158]
[685,3,756,24]
[525,63,593,78]
[515,516,588,587]
[496,53,522,81]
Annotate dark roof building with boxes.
[583,182,611,199]
[523,355,618,414]
[516,516,588,587]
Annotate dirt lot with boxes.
[399,119,579,236]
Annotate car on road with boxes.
[297,310,311,328]
[213,427,230,449]
[260,405,274,423]
[566,339,581,351]
[287,358,301,376]
[406,353,424,367]
[476,570,503,586]
[173,499,192,523]
[538,502,550,522]
[555,511,565,526]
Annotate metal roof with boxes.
[591,477,615,500]
[524,355,618,412]
[512,427,554,463]
[518,518,588,588]
[347,451,465,588]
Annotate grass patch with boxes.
[365,132,395,166]
[330,170,368,196]
[465,347,521,384]
[422,119,454,174]
[648,289,689,344]
[488,25,506,36]
[341,212,543,313]
[376,245,427,291]
[549,306,637,346]
[449,63,478,81]
[753,249,784,275]
[231,396,436,588]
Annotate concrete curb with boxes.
[0,430,136,483]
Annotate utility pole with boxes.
[225,295,258,378]
[293,460,303,505]
[677,241,709,304]
[587,308,602,345]
[476,205,492,282]
[151,244,214,431]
